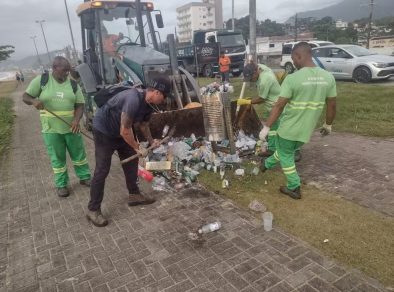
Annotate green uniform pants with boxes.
[264,135,304,190]
[267,119,280,152]
[42,133,91,188]
[262,111,280,152]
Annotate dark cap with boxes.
[147,76,172,98]
[243,63,258,82]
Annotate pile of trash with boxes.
[142,130,268,192]
[200,81,234,95]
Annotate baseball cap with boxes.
[243,63,259,82]
[147,76,172,98]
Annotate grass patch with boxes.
[199,165,394,287]
[197,77,394,138]
[0,81,16,158]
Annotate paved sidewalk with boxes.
[0,86,389,291]
[298,133,394,216]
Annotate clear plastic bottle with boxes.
[198,222,221,234]
[219,164,225,179]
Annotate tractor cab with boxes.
[76,0,203,136]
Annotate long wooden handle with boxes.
[235,82,247,115]
[44,108,94,141]
[120,133,172,165]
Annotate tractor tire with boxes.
[353,66,372,83]
[284,62,295,74]
[203,64,213,78]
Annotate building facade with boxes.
[369,35,394,55]
[176,0,223,43]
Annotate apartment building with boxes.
[176,0,223,43]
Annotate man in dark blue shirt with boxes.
[87,77,172,227]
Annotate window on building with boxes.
[269,44,275,48]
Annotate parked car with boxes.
[280,40,334,73]
[312,44,394,83]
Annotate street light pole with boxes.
[30,36,42,69]
[232,0,235,31]
[36,20,51,64]
[64,0,78,63]
[366,0,375,49]
[249,0,257,63]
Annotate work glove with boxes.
[259,126,270,141]
[320,123,332,136]
[237,98,252,106]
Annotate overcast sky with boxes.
[0,0,342,60]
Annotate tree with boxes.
[0,45,15,62]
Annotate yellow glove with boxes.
[237,98,252,106]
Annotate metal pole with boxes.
[30,36,42,68]
[294,13,298,42]
[366,0,375,49]
[64,0,78,63]
[135,0,146,47]
[249,0,257,63]
[232,0,235,31]
[36,20,51,64]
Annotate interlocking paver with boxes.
[298,133,394,216]
[0,85,390,292]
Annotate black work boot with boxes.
[86,209,108,227]
[57,187,70,197]
[80,179,91,187]
[128,193,156,206]
[279,186,301,200]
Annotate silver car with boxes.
[312,45,394,83]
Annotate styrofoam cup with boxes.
[262,212,273,231]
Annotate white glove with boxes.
[320,123,332,136]
[259,126,270,141]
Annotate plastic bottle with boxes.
[198,222,221,234]
[138,165,154,182]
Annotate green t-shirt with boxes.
[277,67,336,143]
[26,75,84,134]
[256,64,281,114]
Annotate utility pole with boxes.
[232,0,235,31]
[36,20,51,64]
[294,13,298,42]
[30,36,42,69]
[366,0,375,49]
[249,0,257,63]
[64,0,78,63]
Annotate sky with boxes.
[0,0,342,60]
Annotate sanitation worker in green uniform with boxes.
[259,42,337,199]
[23,56,91,197]
[238,63,281,154]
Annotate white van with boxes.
[280,40,334,73]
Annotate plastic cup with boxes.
[262,212,273,231]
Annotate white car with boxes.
[312,45,394,83]
[280,40,334,73]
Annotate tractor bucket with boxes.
[139,100,261,141]
[137,106,205,139]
